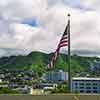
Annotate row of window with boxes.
[73,80,100,82]
[74,83,100,86]
[80,90,99,93]
[75,86,100,89]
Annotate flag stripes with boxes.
[47,23,69,69]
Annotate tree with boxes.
[0,87,20,94]
[51,84,69,93]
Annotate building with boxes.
[71,77,100,94]
[10,84,31,94]
[90,61,100,76]
[78,72,90,77]
[33,83,57,89]
[43,70,68,83]
[32,83,57,94]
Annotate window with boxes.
[80,87,84,89]
[86,83,91,85]
[93,83,98,85]
[75,83,78,85]
[93,91,98,93]
[93,87,97,89]
[86,91,91,93]
[86,87,91,89]
[80,90,84,93]
[80,83,84,85]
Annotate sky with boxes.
[0,0,100,57]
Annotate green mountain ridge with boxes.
[0,51,99,76]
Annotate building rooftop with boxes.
[72,77,100,81]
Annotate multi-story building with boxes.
[43,70,68,83]
[71,77,100,93]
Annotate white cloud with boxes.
[81,0,100,9]
[0,0,100,57]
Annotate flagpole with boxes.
[68,14,71,93]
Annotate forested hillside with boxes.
[0,51,99,76]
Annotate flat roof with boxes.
[72,77,100,81]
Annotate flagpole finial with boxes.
[68,13,70,16]
[68,13,70,19]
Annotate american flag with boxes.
[47,21,70,69]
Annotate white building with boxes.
[71,77,100,94]
[43,70,68,83]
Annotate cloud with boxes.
[81,0,100,9]
[0,0,100,57]
[0,48,29,57]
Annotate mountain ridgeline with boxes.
[0,51,99,76]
